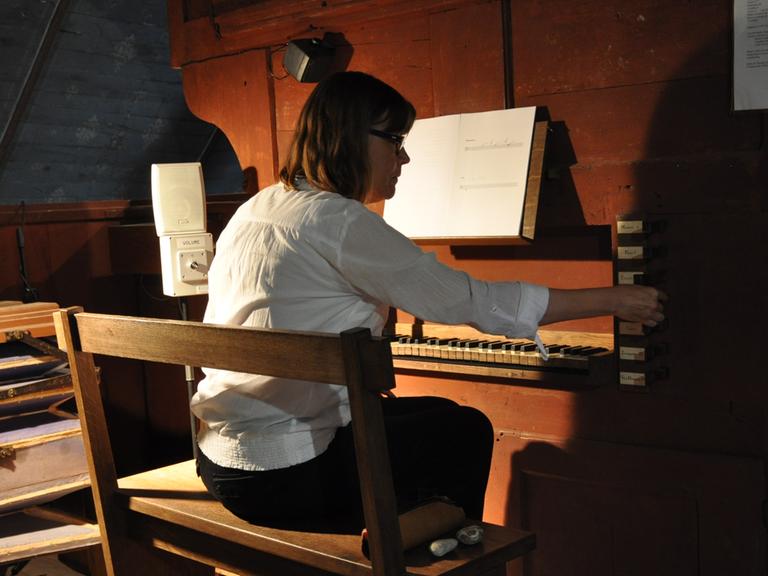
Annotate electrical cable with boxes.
[15,202,39,302]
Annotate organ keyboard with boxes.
[389,323,615,389]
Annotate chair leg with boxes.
[479,564,508,576]
[113,540,215,576]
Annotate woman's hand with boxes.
[541,285,667,327]
[609,285,667,326]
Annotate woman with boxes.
[192,71,665,528]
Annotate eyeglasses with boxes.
[369,128,406,153]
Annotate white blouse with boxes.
[192,180,549,471]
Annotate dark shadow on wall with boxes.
[194,127,247,196]
[446,109,615,263]
[505,29,767,576]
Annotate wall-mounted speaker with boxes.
[151,162,207,236]
[283,38,334,83]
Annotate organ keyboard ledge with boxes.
[389,323,615,390]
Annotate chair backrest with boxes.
[53,307,404,576]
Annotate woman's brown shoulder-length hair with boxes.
[279,71,415,202]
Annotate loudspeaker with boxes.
[283,38,334,83]
[151,162,207,236]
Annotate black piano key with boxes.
[475,340,504,362]
[545,344,566,353]
[521,342,543,365]
[561,345,588,355]
[423,338,453,358]
[575,346,607,356]
[500,341,526,363]
[459,340,482,361]
[448,339,470,360]
[438,338,458,359]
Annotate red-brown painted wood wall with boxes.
[1,0,764,573]
[168,1,768,574]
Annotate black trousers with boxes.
[197,396,494,529]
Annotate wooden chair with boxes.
[54,307,535,576]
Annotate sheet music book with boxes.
[383,107,537,241]
[0,355,66,383]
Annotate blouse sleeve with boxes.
[335,207,549,340]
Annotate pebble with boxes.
[429,538,458,557]
[456,524,484,545]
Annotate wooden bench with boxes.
[54,308,535,575]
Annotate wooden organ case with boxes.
[167,1,767,575]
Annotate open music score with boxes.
[383,107,543,243]
[389,323,615,389]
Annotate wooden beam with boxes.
[168,0,491,66]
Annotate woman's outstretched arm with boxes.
[541,285,666,327]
